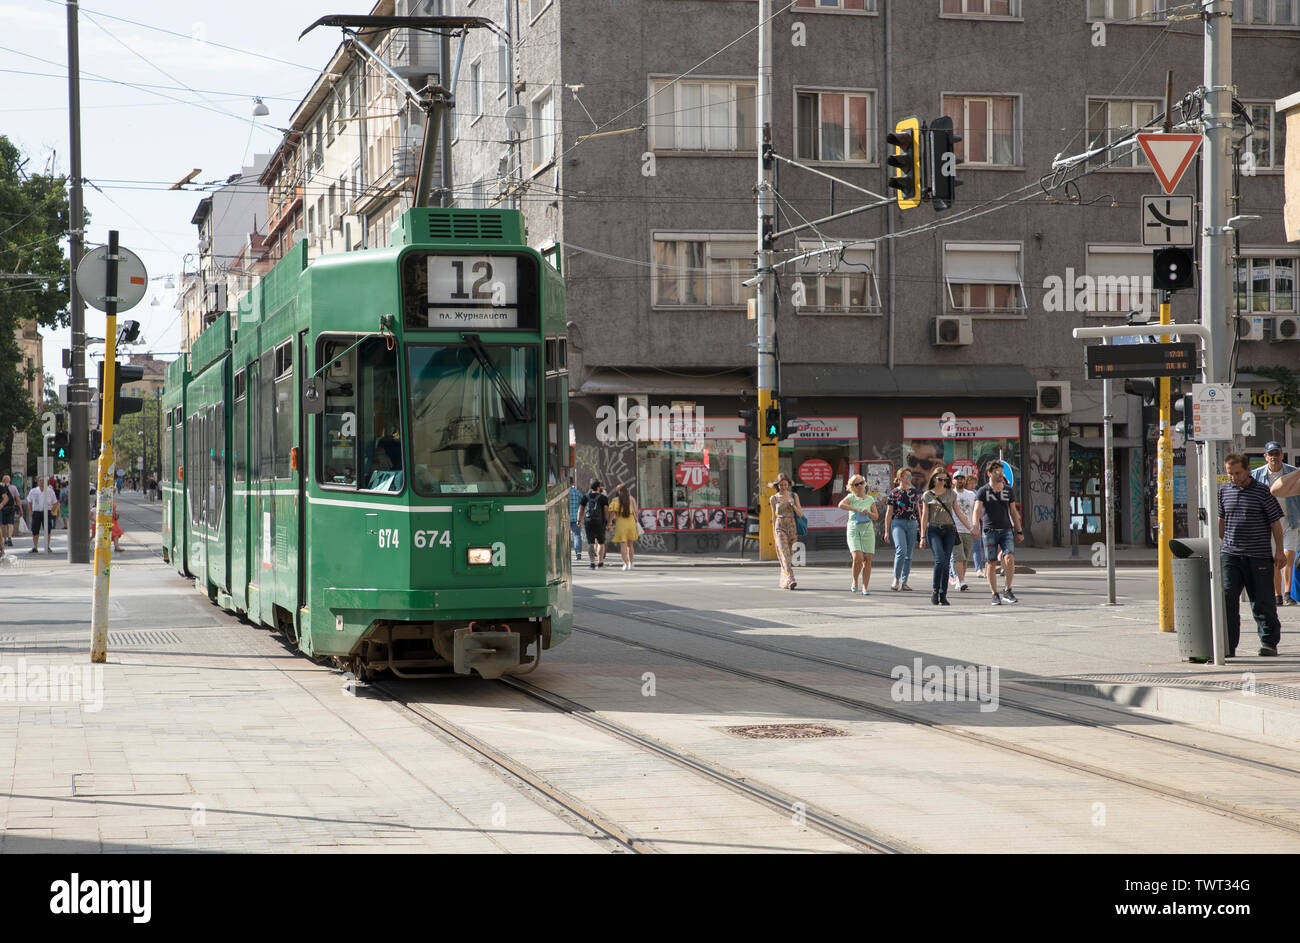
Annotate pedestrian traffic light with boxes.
[1123,379,1157,405]
[1172,392,1196,441]
[764,404,781,440]
[1152,247,1195,292]
[738,407,758,440]
[886,116,922,210]
[52,432,69,461]
[97,360,146,425]
[90,429,102,458]
[928,115,963,212]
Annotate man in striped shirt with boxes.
[1218,452,1285,657]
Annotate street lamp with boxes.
[252,97,270,117]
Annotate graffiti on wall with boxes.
[1127,449,1144,544]
[1028,446,1057,539]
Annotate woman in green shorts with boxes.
[838,474,879,594]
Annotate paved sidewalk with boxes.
[627,544,1158,568]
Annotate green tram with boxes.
[160,207,572,680]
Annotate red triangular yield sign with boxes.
[1136,133,1202,194]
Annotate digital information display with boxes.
[1085,342,1197,380]
[425,255,519,329]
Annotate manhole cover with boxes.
[719,723,848,740]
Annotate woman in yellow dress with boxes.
[770,473,803,589]
[607,483,640,570]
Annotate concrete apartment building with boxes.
[434,0,1300,551]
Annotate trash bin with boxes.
[1169,537,1212,662]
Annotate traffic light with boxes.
[1172,392,1196,441]
[90,429,102,458]
[1152,247,1195,292]
[886,116,922,210]
[97,360,146,425]
[1123,379,1157,406]
[52,432,69,461]
[738,406,758,440]
[764,404,781,440]
[928,115,963,212]
[779,396,799,439]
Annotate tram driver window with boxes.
[316,337,403,493]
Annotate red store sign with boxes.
[674,460,709,490]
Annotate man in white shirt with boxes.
[27,478,56,554]
[949,472,978,591]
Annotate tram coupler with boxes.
[453,628,521,679]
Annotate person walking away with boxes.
[27,477,56,554]
[1220,452,1285,656]
[2,475,20,546]
[838,474,879,594]
[608,483,639,570]
[568,476,584,561]
[882,468,919,591]
[1252,442,1300,607]
[44,477,60,550]
[770,473,803,590]
[949,471,978,590]
[972,462,1023,605]
[919,468,971,606]
[0,477,13,552]
[579,480,610,569]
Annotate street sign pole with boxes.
[89,230,120,665]
[1103,337,1117,605]
[1158,292,1175,633]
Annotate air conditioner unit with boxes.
[933,315,972,346]
[1237,316,1265,341]
[1271,316,1300,342]
[1036,381,1072,415]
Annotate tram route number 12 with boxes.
[449,260,495,300]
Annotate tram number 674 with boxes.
[378,528,400,549]
[414,529,454,549]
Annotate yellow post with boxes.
[757,387,778,561]
[1158,296,1174,632]
[89,234,120,664]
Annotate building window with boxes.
[942,95,1018,166]
[1237,256,1297,313]
[795,90,873,162]
[1085,246,1154,315]
[944,242,1025,314]
[649,78,757,152]
[1245,103,1287,170]
[497,39,509,99]
[542,244,561,273]
[794,242,879,313]
[942,0,1021,15]
[1234,0,1300,26]
[531,91,556,170]
[1086,97,1159,168]
[792,0,877,10]
[468,59,483,121]
[326,98,336,145]
[652,234,752,308]
[1087,0,1168,20]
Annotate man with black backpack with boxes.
[579,480,610,569]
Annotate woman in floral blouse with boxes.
[882,467,920,591]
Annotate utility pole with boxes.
[89,230,122,664]
[66,0,89,564]
[1201,0,1232,665]
[1102,337,1117,604]
[1158,71,1176,632]
[755,0,778,561]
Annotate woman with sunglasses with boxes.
[837,474,879,594]
[919,466,972,606]
[882,467,919,591]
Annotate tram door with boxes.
[253,349,273,627]
[296,330,309,632]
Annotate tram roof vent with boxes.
[396,208,524,246]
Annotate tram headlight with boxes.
[467,547,492,566]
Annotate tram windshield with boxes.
[407,342,540,495]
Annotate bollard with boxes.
[1070,525,1079,559]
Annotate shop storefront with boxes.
[778,417,859,539]
[901,416,1023,491]
[637,415,750,537]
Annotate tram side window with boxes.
[232,370,246,484]
[273,341,293,479]
[259,350,274,480]
[317,337,403,492]
[210,404,224,528]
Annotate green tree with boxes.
[0,135,79,474]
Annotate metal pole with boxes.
[66,0,89,564]
[1158,293,1175,631]
[756,0,778,561]
[155,388,161,497]
[1201,0,1232,666]
[1103,336,1116,604]
[89,230,119,664]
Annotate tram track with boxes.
[568,605,1300,841]
[373,676,914,854]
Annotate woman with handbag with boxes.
[607,483,640,570]
[918,467,972,606]
[837,474,879,594]
[769,473,803,590]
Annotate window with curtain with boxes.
[1236,256,1297,313]
[944,243,1025,313]
[649,78,757,152]
[1086,97,1159,168]
[794,243,879,313]
[943,95,1018,165]
[795,90,872,162]
[1086,246,1153,314]
[653,235,751,308]
[943,0,1020,15]
[1234,0,1300,26]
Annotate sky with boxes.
[2,0,347,388]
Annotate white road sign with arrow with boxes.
[1142,194,1194,246]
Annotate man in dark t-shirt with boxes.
[1219,452,1285,656]
[972,461,1023,605]
[579,480,610,569]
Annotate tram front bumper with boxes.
[323,585,552,618]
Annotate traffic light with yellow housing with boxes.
[886,116,922,210]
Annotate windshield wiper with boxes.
[461,332,529,422]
